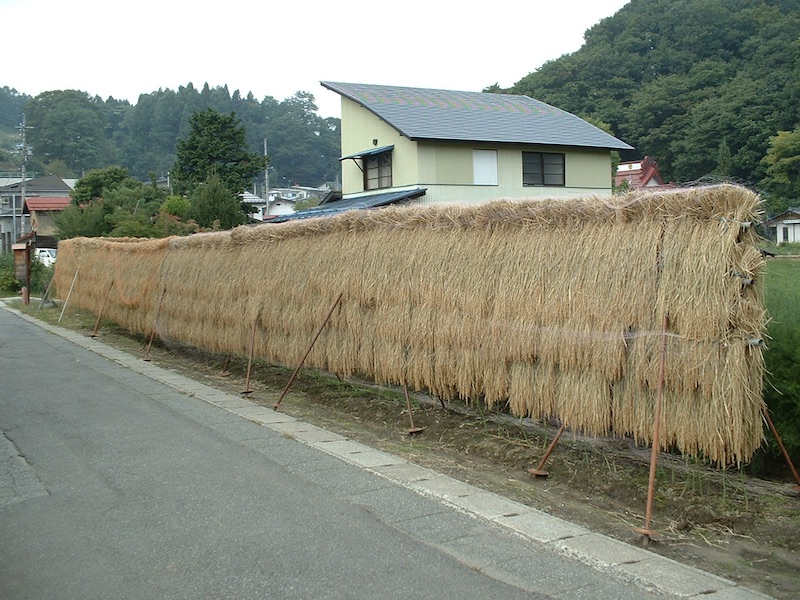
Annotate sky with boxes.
[2,0,630,118]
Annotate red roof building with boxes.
[24,196,71,237]
[615,156,667,190]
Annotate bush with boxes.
[0,252,20,293]
[0,252,54,295]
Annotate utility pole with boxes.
[264,137,269,219]
[15,114,33,241]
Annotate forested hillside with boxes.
[503,0,800,209]
[0,84,341,190]
[3,0,799,207]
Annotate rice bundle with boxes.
[53,184,767,464]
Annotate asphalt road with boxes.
[0,305,671,600]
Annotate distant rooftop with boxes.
[321,81,632,151]
[25,197,71,211]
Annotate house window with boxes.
[364,151,392,190]
[523,152,565,187]
[473,150,498,185]
[782,226,789,243]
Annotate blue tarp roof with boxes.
[264,188,426,224]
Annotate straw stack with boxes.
[53,184,767,464]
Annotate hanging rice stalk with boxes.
[52,184,767,464]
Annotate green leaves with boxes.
[25,90,117,176]
[761,127,800,213]
[55,166,173,239]
[187,171,247,230]
[507,0,800,187]
[172,108,266,197]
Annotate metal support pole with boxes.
[37,275,55,313]
[91,280,115,337]
[634,314,669,544]
[762,405,800,490]
[219,353,232,377]
[58,267,79,324]
[273,292,343,410]
[241,318,258,395]
[403,384,424,435]
[528,422,567,477]
[143,287,167,361]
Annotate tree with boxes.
[171,108,265,196]
[70,166,138,205]
[188,171,248,230]
[55,166,170,239]
[506,0,800,186]
[761,127,800,214]
[25,90,117,176]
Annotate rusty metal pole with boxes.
[273,292,343,411]
[219,353,232,377]
[58,267,80,324]
[762,405,800,490]
[241,318,258,395]
[143,287,167,361]
[634,314,669,544]
[528,422,567,477]
[36,275,55,313]
[91,280,115,338]
[403,384,424,435]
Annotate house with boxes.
[320,81,633,207]
[24,196,72,237]
[1,175,73,253]
[614,156,667,190]
[763,207,800,245]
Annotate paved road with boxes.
[0,305,762,599]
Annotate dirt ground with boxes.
[17,302,800,599]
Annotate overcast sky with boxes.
[2,0,630,118]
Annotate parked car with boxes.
[34,247,57,267]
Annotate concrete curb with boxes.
[3,302,774,600]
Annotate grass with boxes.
[759,241,800,256]
[760,257,800,468]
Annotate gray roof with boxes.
[0,175,72,195]
[763,207,800,225]
[321,81,633,151]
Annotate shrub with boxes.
[0,252,20,293]
[0,252,54,295]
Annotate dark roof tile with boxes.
[322,82,632,151]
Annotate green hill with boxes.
[504,0,800,196]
